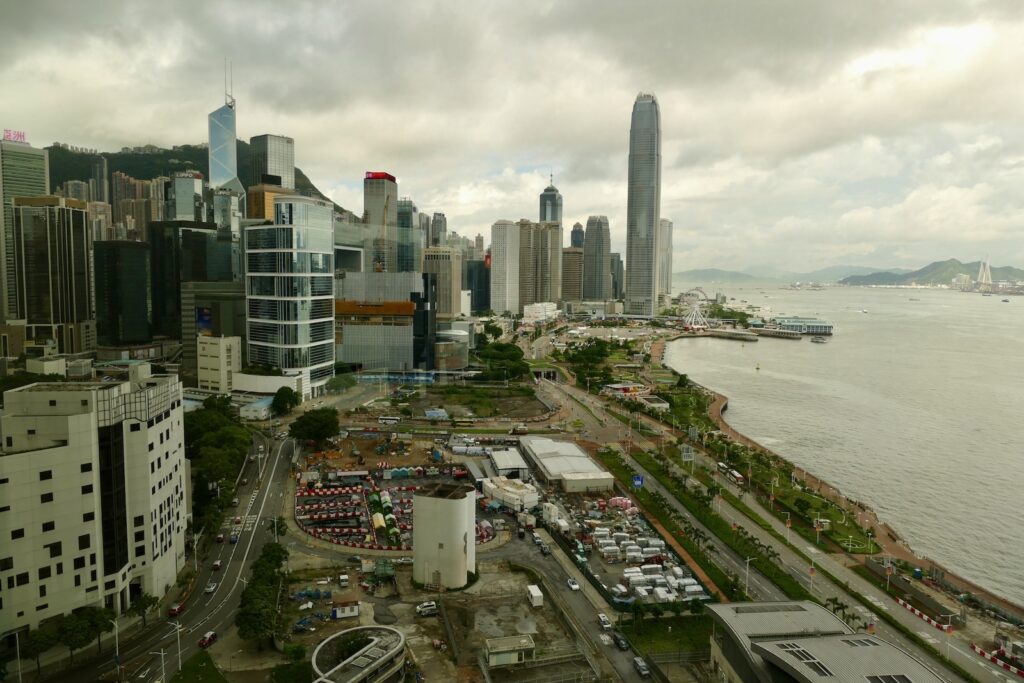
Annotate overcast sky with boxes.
[3,0,1023,272]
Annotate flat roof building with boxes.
[518,436,614,492]
[489,448,531,480]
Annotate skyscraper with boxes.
[570,221,585,248]
[624,93,661,316]
[658,218,673,300]
[583,215,611,301]
[489,220,519,315]
[423,246,462,319]
[0,138,49,322]
[60,179,91,202]
[249,133,295,189]
[164,171,206,221]
[10,197,95,353]
[464,258,490,314]
[397,197,419,272]
[561,247,583,302]
[539,179,562,225]
[95,240,152,346]
[364,171,398,272]
[246,196,335,398]
[208,97,244,194]
[430,212,447,247]
[90,154,109,203]
[610,252,624,299]
[516,220,561,311]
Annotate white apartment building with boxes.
[197,335,242,393]
[0,365,188,632]
[490,220,520,315]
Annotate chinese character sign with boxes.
[2,129,27,143]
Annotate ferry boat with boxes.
[811,336,827,344]
[1002,299,1010,303]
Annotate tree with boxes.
[79,606,116,655]
[284,643,307,661]
[289,408,339,445]
[793,498,812,519]
[271,387,301,416]
[57,613,93,664]
[128,593,159,626]
[267,516,287,538]
[327,373,357,392]
[19,626,57,676]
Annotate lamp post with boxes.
[149,650,166,683]
[169,621,183,672]
[744,557,754,598]
[941,614,955,658]
[14,629,23,683]
[109,619,120,681]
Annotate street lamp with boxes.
[744,557,755,598]
[149,649,166,683]
[169,621,183,671]
[109,619,120,681]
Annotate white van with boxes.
[338,574,350,588]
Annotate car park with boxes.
[597,613,612,630]
[205,582,218,594]
[212,560,222,571]
[567,579,580,591]
[198,631,217,648]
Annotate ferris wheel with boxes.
[681,288,711,328]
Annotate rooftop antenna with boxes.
[224,58,235,108]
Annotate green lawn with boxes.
[626,615,713,654]
[169,651,229,683]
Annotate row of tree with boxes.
[183,396,252,536]
[236,543,289,648]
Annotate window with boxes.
[0,557,12,571]
[81,399,88,406]
[27,429,35,435]
[81,484,93,494]
[45,542,62,558]
[56,562,62,574]
[134,531,144,542]
[80,462,92,473]
[134,515,144,527]
[90,569,96,581]
[78,534,90,550]
[40,492,53,503]
[73,556,85,569]
[38,566,50,579]
[16,572,29,586]
[867,677,913,683]
[48,400,56,406]
[11,528,24,540]
[0,477,7,484]
[0,506,9,513]
[130,423,140,432]
[39,470,52,481]
[36,602,47,610]
[74,575,81,587]
[104,580,115,590]
[83,512,94,522]
[42,521,55,532]
[134,546,145,557]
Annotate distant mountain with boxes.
[674,268,759,283]
[840,259,1024,286]
[46,142,345,213]
[796,265,912,282]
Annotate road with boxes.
[71,433,295,683]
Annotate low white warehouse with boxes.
[518,436,614,492]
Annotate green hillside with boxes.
[840,259,1024,285]
[46,142,343,212]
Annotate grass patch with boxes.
[271,661,313,683]
[626,615,713,654]
[169,651,229,683]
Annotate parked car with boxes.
[416,601,438,617]
[567,579,580,591]
[212,560,222,571]
[612,632,629,651]
[633,656,651,678]
[348,555,362,564]
[597,613,612,631]
[204,582,218,594]
[198,631,217,648]
[168,603,184,617]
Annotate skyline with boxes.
[3,1,1024,272]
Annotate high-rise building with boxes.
[90,154,109,203]
[247,183,289,220]
[111,171,147,224]
[517,220,562,311]
[489,220,519,315]
[249,134,295,189]
[164,172,206,222]
[0,366,187,630]
[539,179,563,225]
[610,252,624,299]
[0,138,49,322]
[423,246,463,319]
[658,218,673,301]
[431,212,447,247]
[363,172,398,272]
[397,198,419,272]
[583,215,611,301]
[10,197,95,354]
[570,221,584,248]
[95,240,152,346]
[208,97,244,194]
[60,179,91,202]
[625,93,661,316]
[561,247,584,303]
[246,196,335,398]
[87,201,113,241]
[117,197,160,240]
[474,233,484,253]
[197,335,241,393]
[180,280,246,386]
[464,258,490,314]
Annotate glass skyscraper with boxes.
[249,134,295,189]
[583,215,611,301]
[208,99,243,192]
[625,93,661,316]
[95,241,152,346]
[0,139,49,322]
[570,222,585,248]
[397,197,419,272]
[246,196,335,398]
[658,218,673,299]
[539,180,562,225]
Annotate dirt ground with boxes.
[406,388,549,419]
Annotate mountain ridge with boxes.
[839,259,1024,286]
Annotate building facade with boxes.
[396,198,419,272]
[246,196,335,398]
[363,172,398,272]
[583,215,611,301]
[570,221,584,248]
[95,241,152,346]
[464,258,490,314]
[0,366,187,631]
[624,93,662,316]
[249,134,295,189]
[539,181,562,224]
[658,218,673,301]
[0,139,49,323]
[412,483,476,589]
[180,280,247,386]
[148,220,229,339]
[489,220,519,315]
[518,220,562,311]
[197,335,241,393]
[422,246,462,319]
[335,301,416,372]
[430,212,446,247]
[207,98,244,194]
[610,252,624,300]
[164,172,206,222]
[90,155,109,204]
[561,247,583,302]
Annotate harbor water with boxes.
[664,282,1024,603]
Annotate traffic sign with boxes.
[681,446,694,462]
[632,474,644,488]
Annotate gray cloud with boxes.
[1,0,1023,270]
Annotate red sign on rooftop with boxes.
[364,171,396,182]
[3,129,27,143]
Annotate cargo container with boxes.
[527,584,543,607]
[684,584,704,595]
[640,564,662,576]
[634,586,649,599]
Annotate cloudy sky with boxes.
[3,0,1024,272]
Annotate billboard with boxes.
[196,307,214,336]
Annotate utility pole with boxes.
[109,619,120,681]
[14,629,23,683]
[744,557,754,598]
[149,649,166,683]
[169,621,183,671]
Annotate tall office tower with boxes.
[539,177,563,224]
[570,221,584,248]
[180,280,246,386]
[249,133,295,189]
[561,247,584,302]
[119,197,159,240]
[111,171,146,224]
[419,212,431,248]
[397,197,419,272]
[60,179,91,202]
[464,258,490,314]
[431,212,447,247]
[333,210,366,273]
[624,93,661,316]
[610,252,624,299]
[423,246,463,319]
[94,241,152,346]
[583,215,611,301]
[148,220,228,339]
[208,96,244,194]
[489,220,519,315]
[363,172,398,272]
[0,365,186,631]
[247,184,290,220]
[9,197,95,354]
[90,154,109,203]
[165,172,206,221]
[246,196,335,398]
[87,201,113,241]
[0,138,49,322]
[517,220,562,310]
[658,218,673,300]
[474,233,484,252]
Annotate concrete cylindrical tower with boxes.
[413,483,476,589]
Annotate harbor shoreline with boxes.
[656,336,1024,621]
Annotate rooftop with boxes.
[311,625,405,682]
[416,482,475,500]
[486,634,535,654]
[490,448,529,472]
[751,634,947,683]
[519,436,608,478]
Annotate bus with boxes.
[378,416,402,425]
[728,469,745,486]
